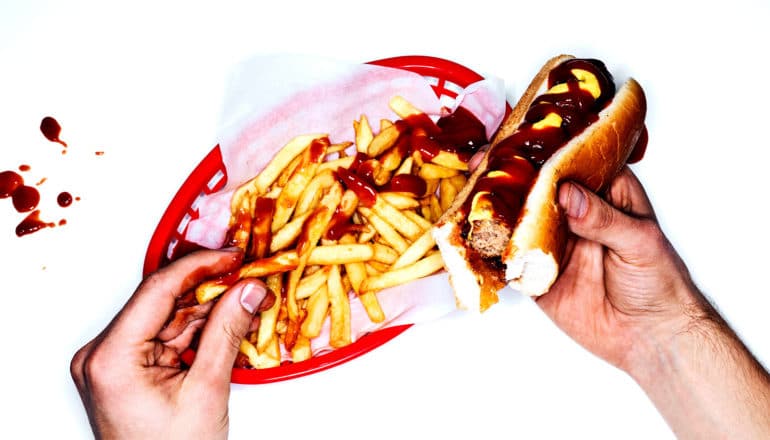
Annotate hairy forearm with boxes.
[628,300,770,439]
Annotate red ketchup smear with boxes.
[40,116,67,147]
[627,126,648,164]
[16,210,55,237]
[19,164,31,172]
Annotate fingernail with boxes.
[561,183,587,219]
[239,282,267,315]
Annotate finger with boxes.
[157,302,214,342]
[558,181,650,259]
[70,337,99,391]
[187,279,270,386]
[468,144,490,172]
[110,248,243,344]
[606,166,656,219]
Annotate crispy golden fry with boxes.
[300,285,329,338]
[339,233,384,321]
[317,155,355,174]
[327,264,351,348]
[257,274,283,352]
[286,183,343,320]
[255,134,326,193]
[249,196,276,260]
[380,119,393,131]
[372,197,423,241]
[276,153,304,188]
[309,244,374,265]
[291,334,312,363]
[431,150,469,171]
[403,210,433,231]
[354,115,374,154]
[272,141,329,232]
[296,265,331,300]
[372,243,399,265]
[296,169,336,218]
[419,163,460,180]
[270,211,311,253]
[367,122,405,157]
[439,178,458,213]
[367,260,391,273]
[356,224,376,243]
[448,174,467,192]
[361,252,445,293]
[379,192,420,210]
[424,178,439,197]
[359,291,384,323]
[364,262,382,277]
[326,141,353,157]
[429,194,443,221]
[357,207,409,253]
[395,156,414,175]
[391,229,436,270]
[389,95,423,119]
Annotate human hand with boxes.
[70,249,272,439]
[535,167,712,373]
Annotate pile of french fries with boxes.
[194,96,472,367]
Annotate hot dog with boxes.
[433,55,647,312]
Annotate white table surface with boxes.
[2,1,769,438]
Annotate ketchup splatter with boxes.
[40,116,67,147]
[0,170,23,198]
[19,164,31,172]
[57,192,73,207]
[16,210,55,237]
[12,185,40,212]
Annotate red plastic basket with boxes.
[144,55,491,384]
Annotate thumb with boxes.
[187,279,268,386]
[558,181,647,258]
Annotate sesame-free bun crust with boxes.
[433,55,647,309]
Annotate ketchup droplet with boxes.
[12,185,40,212]
[57,192,73,207]
[19,164,31,172]
[16,210,55,237]
[0,170,23,198]
[40,116,67,147]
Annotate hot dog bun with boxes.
[433,55,647,311]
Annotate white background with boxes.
[2,1,769,438]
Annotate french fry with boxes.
[365,263,382,276]
[296,265,331,300]
[372,243,399,265]
[286,183,343,320]
[391,229,436,270]
[389,95,423,119]
[372,197,423,241]
[429,194,443,221]
[424,178,440,197]
[419,163,460,179]
[367,122,405,157]
[272,140,329,232]
[257,274,283,352]
[270,211,311,253]
[367,260,391,273]
[356,224,376,243]
[276,153,304,189]
[403,210,433,231]
[326,141,353,157]
[292,334,312,363]
[255,134,327,193]
[448,174,467,192]
[338,233,385,322]
[360,252,445,293]
[295,169,336,217]
[357,207,409,253]
[354,115,374,154]
[380,192,420,210]
[249,196,276,259]
[317,155,355,174]
[380,118,393,131]
[439,177,458,213]
[327,264,351,348]
[395,156,413,175]
[300,284,329,338]
[308,243,374,265]
[431,150,469,171]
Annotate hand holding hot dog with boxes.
[537,167,770,438]
[70,249,271,439]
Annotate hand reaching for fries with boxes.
[70,249,272,439]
